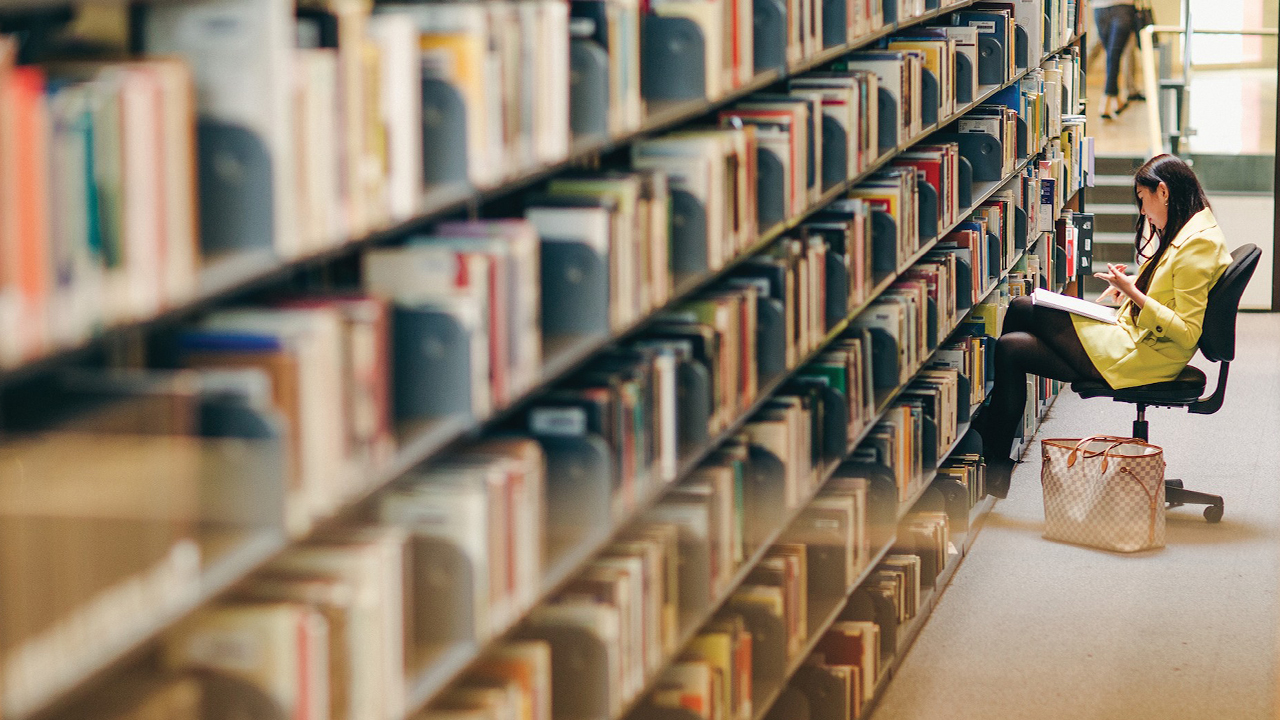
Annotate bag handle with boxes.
[1066,435,1140,473]
[1119,466,1162,546]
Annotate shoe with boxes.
[985,462,1013,499]
[1101,112,1114,120]
[1117,100,1131,115]
[1127,92,1146,102]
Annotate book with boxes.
[142,0,299,258]
[162,602,331,720]
[1030,287,1117,324]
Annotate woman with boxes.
[1094,0,1138,119]
[978,154,1232,498]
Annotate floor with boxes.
[872,313,1280,720]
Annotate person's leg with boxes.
[1097,6,1127,114]
[983,332,1090,497]
[1000,295,1036,335]
[980,304,1104,497]
[1001,296,1103,381]
[1112,6,1138,111]
[1095,7,1116,113]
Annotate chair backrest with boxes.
[1199,244,1261,363]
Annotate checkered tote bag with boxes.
[1040,436,1166,552]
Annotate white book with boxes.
[117,67,165,321]
[381,474,494,639]
[534,0,571,163]
[369,13,424,221]
[295,48,344,249]
[150,62,200,311]
[1031,287,1118,324]
[269,529,408,720]
[143,0,299,258]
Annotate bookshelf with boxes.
[409,114,1055,718]
[0,1,1090,718]
[0,0,983,386]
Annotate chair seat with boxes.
[1071,365,1208,405]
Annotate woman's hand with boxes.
[1093,263,1146,309]
[1094,263,1126,304]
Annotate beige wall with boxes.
[1208,193,1274,310]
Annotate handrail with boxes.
[1139,25,1166,158]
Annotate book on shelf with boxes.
[849,166,920,273]
[162,602,332,720]
[632,129,755,277]
[718,101,810,222]
[952,9,1015,83]
[837,51,921,149]
[380,439,546,651]
[791,70,879,179]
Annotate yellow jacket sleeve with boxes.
[1134,234,1220,351]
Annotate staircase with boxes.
[1082,154,1144,299]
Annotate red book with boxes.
[8,65,49,358]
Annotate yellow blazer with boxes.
[1072,208,1232,390]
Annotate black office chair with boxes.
[1070,243,1262,524]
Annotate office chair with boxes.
[1069,244,1262,524]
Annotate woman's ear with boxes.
[1158,181,1171,205]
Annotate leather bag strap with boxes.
[1066,435,1136,472]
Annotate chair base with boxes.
[1166,479,1224,523]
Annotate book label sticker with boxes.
[531,407,588,436]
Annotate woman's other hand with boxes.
[1094,262,1127,305]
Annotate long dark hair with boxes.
[1130,154,1210,316]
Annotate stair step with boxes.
[1094,231,1135,245]
[1096,214,1140,233]
[1086,183,1136,205]
[1088,258,1136,272]
[1093,242,1136,263]
[1081,276,1114,301]
[1088,202,1141,215]
[1094,154,1146,175]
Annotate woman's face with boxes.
[1136,182,1169,232]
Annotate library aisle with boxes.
[872,313,1280,720]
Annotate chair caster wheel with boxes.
[1204,505,1224,523]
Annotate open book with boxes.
[1031,288,1118,324]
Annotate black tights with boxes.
[980,296,1107,471]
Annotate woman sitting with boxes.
[978,154,1232,498]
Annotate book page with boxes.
[1031,287,1118,324]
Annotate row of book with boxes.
[0,0,571,367]
[5,242,1028,720]
[0,124,1028,716]
[0,0,1089,371]
[4,214,1009,720]
[43,452,890,720]
[0,114,1057,719]
[2,36,1090,720]
[762,447,990,720]
[1006,208,1092,299]
[0,137,982,715]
